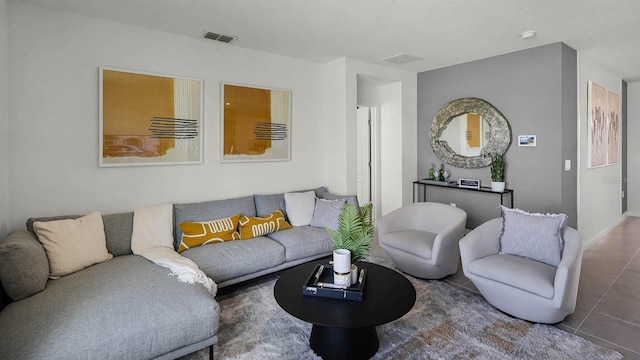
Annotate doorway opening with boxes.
[356,105,380,219]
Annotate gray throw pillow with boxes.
[499,206,567,267]
[310,198,346,231]
[322,193,360,209]
[0,230,50,301]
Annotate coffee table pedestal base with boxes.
[309,324,378,360]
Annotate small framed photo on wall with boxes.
[518,135,536,147]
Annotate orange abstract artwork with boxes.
[222,83,291,162]
[100,68,202,166]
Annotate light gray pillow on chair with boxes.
[499,206,567,267]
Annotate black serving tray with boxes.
[302,263,367,302]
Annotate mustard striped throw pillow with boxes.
[239,210,292,239]
[178,214,241,253]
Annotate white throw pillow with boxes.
[284,191,316,226]
[33,212,113,279]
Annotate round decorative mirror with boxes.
[430,98,511,168]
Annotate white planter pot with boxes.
[491,181,506,192]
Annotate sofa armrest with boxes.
[0,230,50,301]
[553,226,583,310]
[431,214,467,269]
[459,218,502,274]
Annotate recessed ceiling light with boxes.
[520,30,536,39]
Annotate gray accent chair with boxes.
[378,202,467,279]
[459,218,583,324]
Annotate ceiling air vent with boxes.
[381,53,422,64]
[204,31,236,44]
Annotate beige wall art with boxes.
[99,67,203,167]
[588,81,619,168]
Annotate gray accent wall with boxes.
[417,43,577,228]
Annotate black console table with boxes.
[413,180,514,208]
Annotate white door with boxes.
[356,107,371,206]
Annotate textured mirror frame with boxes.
[430,98,512,169]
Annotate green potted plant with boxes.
[490,154,506,192]
[326,202,374,283]
[326,202,374,262]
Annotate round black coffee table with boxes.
[274,261,416,360]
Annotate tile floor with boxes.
[440,216,640,359]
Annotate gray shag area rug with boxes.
[181,255,622,360]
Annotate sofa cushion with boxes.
[378,230,436,260]
[0,255,219,360]
[0,230,49,301]
[177,214,241,253]
[238,210,291,239]
[101,212,134,256]
[174,195,256,250]
[181,237,285,283]
[266,226,333,262]
[468,253,556,299]
[499,206,567,267]
[255,193,287,218]
[284,191,316,226]
[310,198,346,231]
[32,212,113,279]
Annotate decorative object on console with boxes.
[438,163,445,181]
[430,97,511,169]
[428,163,436,180]
[490,153,506,192]
[99,67,203,167]
[221,82,291,162]
[178,214,241,252]
[458,178,481,189]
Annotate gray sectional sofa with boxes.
[0,186,353,360]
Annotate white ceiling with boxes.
[14,0,640,81]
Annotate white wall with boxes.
[628,82,640,215]
[345,58,417,215]
[6,2,416,231]
[0,0,10,238]
[577,53,624,244]
[7,2,329,230]
[320,58,417,216]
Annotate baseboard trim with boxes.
[583,212,629,249]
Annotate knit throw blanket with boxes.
[131,203,217,296]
